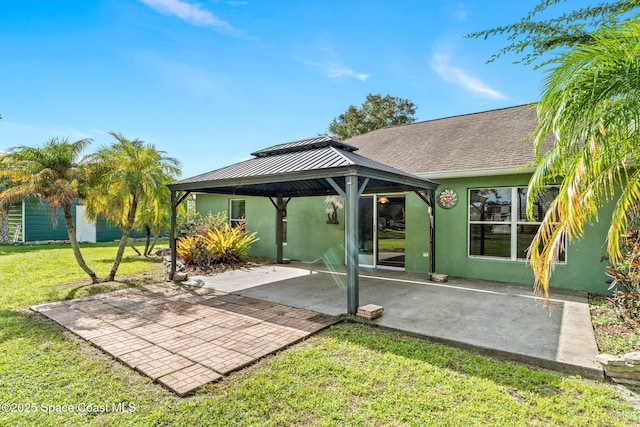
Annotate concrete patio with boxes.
[31,284,337,396]
[186,262,603,379]
[32,262,603,396]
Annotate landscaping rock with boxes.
[357,304,384,320]
[596,352,640,386]
[624,352,640,365]
[596,353,628,367]
[430,273,449,283]
[172,272,188,282]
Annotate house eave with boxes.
[415,166,534,180]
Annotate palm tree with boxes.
[0,178,12,243]
[527,21,640,302]
[0,138,99,282]
[133,175,178,256]
[84,133,181,281]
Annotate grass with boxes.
[590,295,640,356]
[1,243,639,426]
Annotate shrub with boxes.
[204,223,259,264]
[178,211,228,237]
[176,222,259,269]
[606,226,640,320]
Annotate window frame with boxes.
[468,186,566,263]
[229,199,246,229]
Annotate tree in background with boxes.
[328,94,417,140]
[526,22,640,302]
[84,132,181,281]
[468,0,640,66]
[0,138,99,282]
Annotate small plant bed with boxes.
[181,256,275,275]
[590,295,640,356]
[176,211,268,275]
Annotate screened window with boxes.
[469,187,564,261]
[230,199,246,229]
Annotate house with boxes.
[171,104,610,295]
[8,198,133,243]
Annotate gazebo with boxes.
[167,135,438,315]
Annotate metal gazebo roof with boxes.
[168,135,437,196]
[168,135,438,315]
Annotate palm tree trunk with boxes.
[0,208,9,243]
[144,224,151,256]
[129,238,141,256]
[107,197,137,281]
[63,204,99,283]
[147,226,160,256]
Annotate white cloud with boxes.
[452,3,468,22]
[430,47,505,100]
[296,56,369,81]
[140,0,238,34]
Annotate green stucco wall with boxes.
[433,174,611,294]
[195,194,346,265]
[195,177,611,295]
[404,192,432,273]
[195,192,431,270]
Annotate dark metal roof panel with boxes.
[173,146,354,185]
[250,135,358,157]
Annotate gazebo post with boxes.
[276,193,284,264]
[169,190,178,280]
[169,190,190,280]
[345,175,359,315]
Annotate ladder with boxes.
[12,224,21,243]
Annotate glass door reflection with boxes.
[376,196,405,268]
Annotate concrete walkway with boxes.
[186,262,603,379]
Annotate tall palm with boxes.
[527,21,640,302]
[0,178,12,242]
[84,132,181,281]
[0,138,99,282]
[133,175,177,256]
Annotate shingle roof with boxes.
[168,135,437,197]
[345,104,545,177]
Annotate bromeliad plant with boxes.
[606,221,640,321]
[176,216,259,270]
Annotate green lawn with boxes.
[1,243,639,426]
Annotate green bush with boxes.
[178,211,228,237]
[606,226,640,320]
[176,222,259,269]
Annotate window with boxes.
[230,199,245,229]
[469,187,564,261]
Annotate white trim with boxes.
[467,186,567,264]
[229,198,245,227]
[416,166,534,180]
[510,187,518,260]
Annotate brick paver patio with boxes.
[31,283,337,396]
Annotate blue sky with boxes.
[0,0,585,178]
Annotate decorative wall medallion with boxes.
[437,188,458,209]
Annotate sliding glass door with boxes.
[376,196,405,268]
[357,194,406,269]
